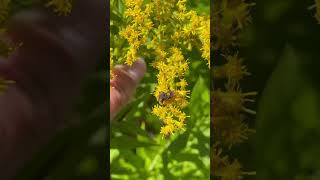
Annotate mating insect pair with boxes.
[158,91,175,104]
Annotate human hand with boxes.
[110,59,146,120]
[0,0,105,179]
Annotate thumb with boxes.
[110,59,146,120]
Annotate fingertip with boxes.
[109,58,146,120]
[127,58,146,82]
[112,58,146,83]
[135,58,147,73]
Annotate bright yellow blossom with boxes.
[110,48,114,79]
[114,0,210,138]
[198,19,210,66]
[160,124,175,137]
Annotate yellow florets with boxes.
[212,0,256,179]
[46,0,73,16]
[198,19,210,66]
[310,0,320,23]
[110,48,114,80]
[152,104,187,137]
[152,47,189,104]
[0,0,10,23]
[113,0,209,138]
[316,0,320,23]
[119,0,153,65]
[151,47,189,138]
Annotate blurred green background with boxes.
[13,58,108,180]
[242,0,320,179]
[0,1,109,179]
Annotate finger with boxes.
[110,59,146,120]
[0,0,106,178]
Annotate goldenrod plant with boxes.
[0,0,73,54]
[110,0,210,138]
[110,0,210,179]
[46,0,73,15]
[0,1,110,179]
[309,0,320,23]
[211,0,256,179]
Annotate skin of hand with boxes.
[0,0,105,179]
[110,59,146,120]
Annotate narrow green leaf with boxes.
[111,136,158,149]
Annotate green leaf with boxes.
[14,103,108,180]
[112,120,152,139]
[256,45,306,179]
[189,76,210,126]
[111,136,158,149]
[167,132,189,154]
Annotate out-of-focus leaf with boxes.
[111,136,158,149]
[256,45,305,180]
[110,149,120,163]
[14,102,108,180]
[189,76,210,127]
[167,132,190,154]
[112,120,152,139]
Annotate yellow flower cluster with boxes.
[316,0,320,23]
[152,104,187,137]
[113,0,209,137]
[152,47,189,101]
[118,0,209,66]
[213,88,256,148]
[0,0,10,23]
[212,0,254,50]
[213,53,251,88]
[151,47,189,137]
[46,0,73,16]
[119,0,153,66]
[212,0,256,179]
[110,48,114,80]
[0,0,10,56]
[174,1,210,66]
[199,19,210,66]
[212,143,256,180]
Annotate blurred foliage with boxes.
[211,0,256,179]
[12,61,107,180]
[110,0,210,179]
[0,0,74,94]
[1,1,108,178]
[244,0,320,179]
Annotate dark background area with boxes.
[7,1,110,179]
[243,0,320,179]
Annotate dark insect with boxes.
[158,91,174,104]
